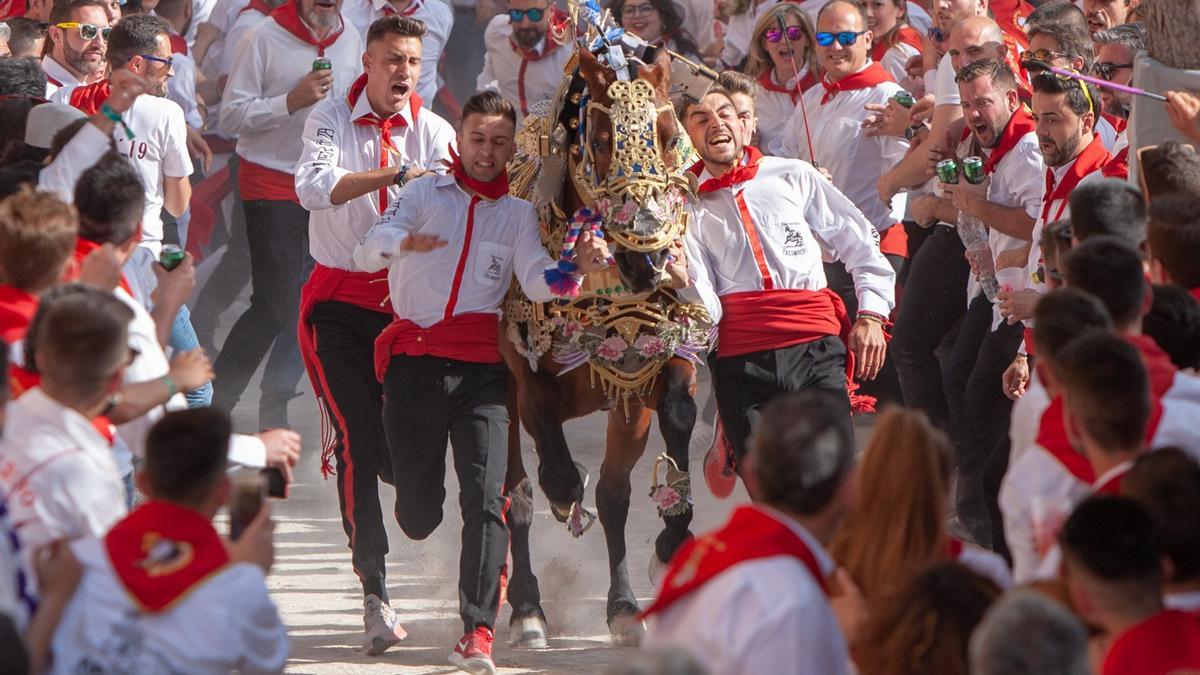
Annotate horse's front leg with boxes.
[597,406,651,645]
[650,360,698,581]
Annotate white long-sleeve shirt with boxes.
[683,156,896,323]
[295,89,455,271]
[50,535,288,675]
[341,0,453,105]
[776,64,910,233]
[354,174,569,323]
[42,55,82,98]
[753,67,809,156]
[219,15,362,172]
[475,14,571,120]
[643,507,849,675]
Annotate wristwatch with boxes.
[904,124,925,141]
[393,163,411,187]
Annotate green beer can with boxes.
[312,57,332,72]
[936,158,959,184]
[893,91,915,108]
[963,156,986,184]
[159,244,186,271]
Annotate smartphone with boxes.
[229,473,265,541]
[260,466,288,499]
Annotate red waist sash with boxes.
[717,288,847,359]
[373,312,500,381]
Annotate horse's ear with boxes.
[641,48,672,99]
[578,48,611,99]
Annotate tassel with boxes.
[545,258,582,297]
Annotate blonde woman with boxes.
[744,3,818,154]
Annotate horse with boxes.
[499,42,713,646]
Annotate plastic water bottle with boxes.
[958,215,999,301]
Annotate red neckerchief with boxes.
[1093,466,1130,496]
[168,33,188,56]
[507,6,569,59]
[104,501,231,612]
[692,146,764,193]
[641,506,829,618]
[1037,396,1095,482]
[1040,135,1110,224]
[1102,145,1130,180]
[820,62,894,104]
[238,0,277,16]
[0,285,39,345]
[380,0,420,16]
[347,73,423,211]
[757,68,817,104]
[67,79,112,115]
[72,238,133,295]
[1102,112,1129,135]
[960,106,1036,175]
[871,25,923,62]
[448,146,509,200]
[270,0,345,56]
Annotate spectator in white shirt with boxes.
[42,0,110,97]
[642,392,856,675]
[340,0,453,104]
[49,408,289,675]
[476,0,572,120]
[741,2,819,153]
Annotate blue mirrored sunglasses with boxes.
[815,30,867,47]
[507,7,546,22]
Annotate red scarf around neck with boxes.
[642,506,828,618]
[691,146,765,193]
[271,0,345,56]
[960,106,1037,175]
[348,73,423,211]
[820,62,894,104]
[381,0,420,16]
[104,501,231,612]
[757,68,817,104]
[239,0,278,15]
[72,239,133,295]
[0,285,38,345]
[448,146,509,200]
[67,79,112,115]
[1041,134,1111,223]
[871,24,923,62]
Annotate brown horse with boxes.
[500,45,709,645]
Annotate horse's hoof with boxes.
[648,553,668,588]
[509,614,549,649]
[608,614,646,647]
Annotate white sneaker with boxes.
[362,594,406,656]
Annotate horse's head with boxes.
[575,46,689,294]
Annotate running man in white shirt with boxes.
[680,86,894,470]
[476,0,572,120]
[340,0,452,104]
[643,392,855,675]
[354,91,610,675]
[293,14,454,656]
[42,0,110,98]
[49,408,289,675]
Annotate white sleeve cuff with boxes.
[228,433,267,468]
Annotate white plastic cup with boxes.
[996,266,1026,294]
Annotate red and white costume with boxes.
[476,10,572,120]
[776,62,910,252]
[50,501,288,674]
[1100,610,1200,675]
[753,66,816,156]
[41,54,82,99]
[341,0,453,105]
[872,25,923,83]
[642,505,849,675]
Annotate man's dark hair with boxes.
[1025,0,1086,34]
[1123,448,1200,584]
[1069,179,1147,245]
[106,14,171,69]
[1140,141,1200,201]
[717,70,759,103]
[1144,284,1200,370]
[955,57,1018,92]
[1063,236,1146,327]
[29,283,133,393]
[1032,288,1113,363]
[1031,71,1098,118]
[461,89,516,127]
[6,18,49,56]
[749,391,854,515]
[74,152,145,245]
[1026,20,1094,70]
[1060,495,1162,586]
[1148,192,1200,289]
[49,0,110,26]
[0,97,40,161]
[0,57,48,98]
[366,14,426,44]
[0,161,42,199]
[144,408,232,507]
[1092,22,1146,53]
[1058,333,1150,452]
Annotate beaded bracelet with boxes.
[100,102,135,140]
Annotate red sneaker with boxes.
[449,626,496,675]
[703,417,737,499]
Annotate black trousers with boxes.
[192,154,250,356]
[712,337,851,463]
[943,293,994,446]
[381,355,510,634]
[308,301,393,600]
[955,320,1023,549]
[212,199,312,412]
[891,225,971,432]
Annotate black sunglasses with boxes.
[1091,61,1133,81]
